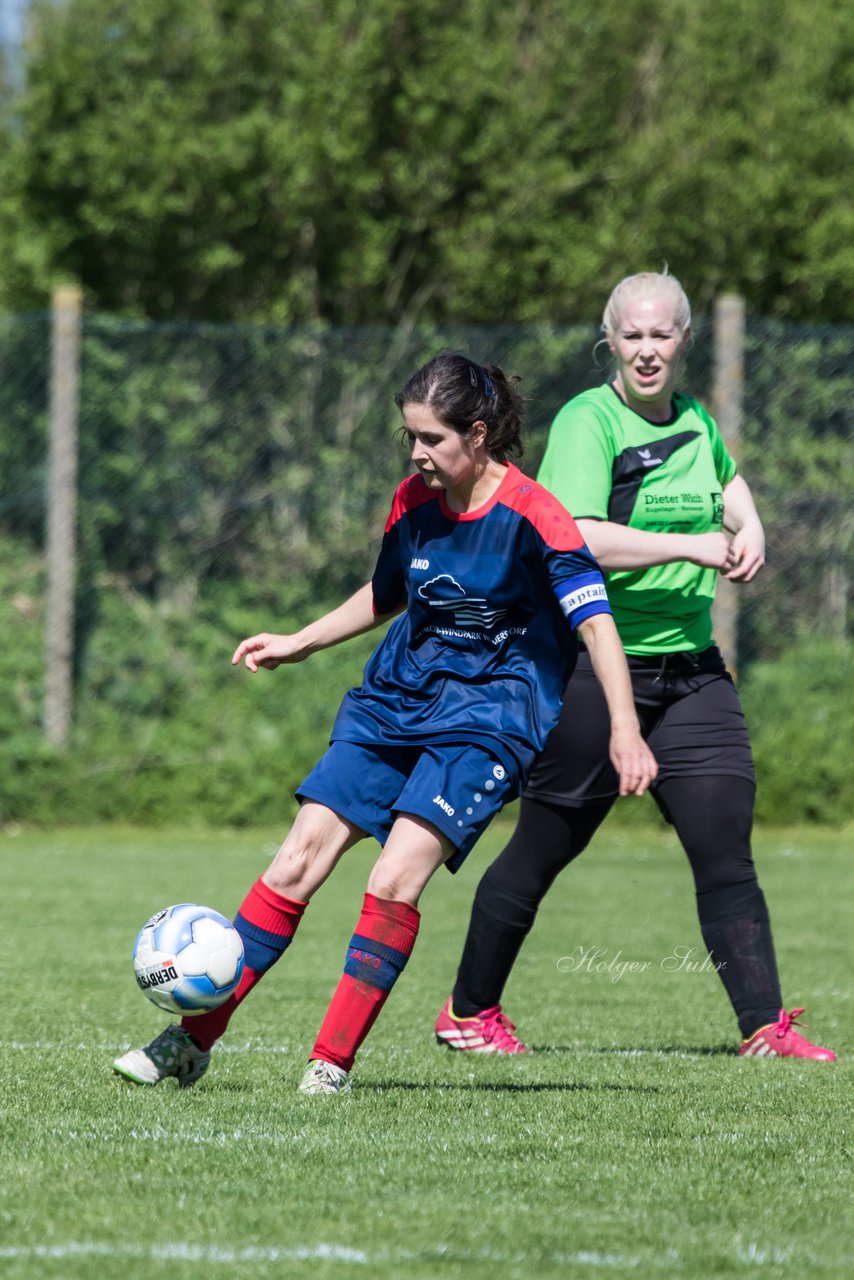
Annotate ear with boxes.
[470,419,488,448]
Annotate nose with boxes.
[638,339,656,362]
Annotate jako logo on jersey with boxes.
[411,558,430,570]
[433,794,456,816]
[558,582,609,616]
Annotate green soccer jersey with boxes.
[537,384,737,654]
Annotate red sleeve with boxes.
[501,477,586,551]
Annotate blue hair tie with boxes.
[482,372,495,400]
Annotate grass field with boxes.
[0,819,850,1280]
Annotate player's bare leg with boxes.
[300,815,451,1094]
[263,800,366,900]
[114,803,365,1087]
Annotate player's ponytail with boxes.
[395,352,525,463]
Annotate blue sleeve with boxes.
[548,544,612,630]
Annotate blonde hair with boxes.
[602,270,692,339]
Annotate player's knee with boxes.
[367,871,406,901]
[366,852,424,903]
[264,837,323,897]
[475,865,541,931]
[695,868,760,902]
[687,834,756,893]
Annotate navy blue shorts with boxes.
[297,740,519,873]
[524,646,755,806]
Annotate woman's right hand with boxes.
[686,532,739,572]
[231,632,311,672]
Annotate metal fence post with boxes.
[43,284,82,749]
[711,293,745,678]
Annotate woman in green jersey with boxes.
[434,270,836,1061]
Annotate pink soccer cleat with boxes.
[434,996,531,1054]
[739,1007,837,1061]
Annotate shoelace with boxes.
[482,1009,521,1047]
[149,1026,185,1065]
[311,1061,344,1085]
[775,1007,807,1038]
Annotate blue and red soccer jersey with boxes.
[330,463,611,781]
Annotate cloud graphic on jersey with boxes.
[418,574,507,628]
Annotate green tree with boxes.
[593,0,854,321]
[0,0,852,324]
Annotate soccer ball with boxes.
[132,903,245,1016]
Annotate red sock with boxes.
[182,877,307,1051]
[310,893,421,1073]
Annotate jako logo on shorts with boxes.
[433,794,455,816]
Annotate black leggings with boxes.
[452,775,783,1037]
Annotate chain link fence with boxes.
[1,305,851,823]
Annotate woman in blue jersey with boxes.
[113,351,656,1095]
[436,272,836,1062]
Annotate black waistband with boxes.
[624,646,724,674]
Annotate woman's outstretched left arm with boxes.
[232,582,403,672]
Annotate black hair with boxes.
[394,352,525,462]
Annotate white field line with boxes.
[47,1126,306,1145]
[1,1241,844,1269]
[0,1040,293,1054]
[0,1039,704,1059]
[0,1241,664,1269]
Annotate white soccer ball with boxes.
[132,903,245,1016]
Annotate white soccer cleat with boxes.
[112,1024,211,1088]
[298,1059,352,1095]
